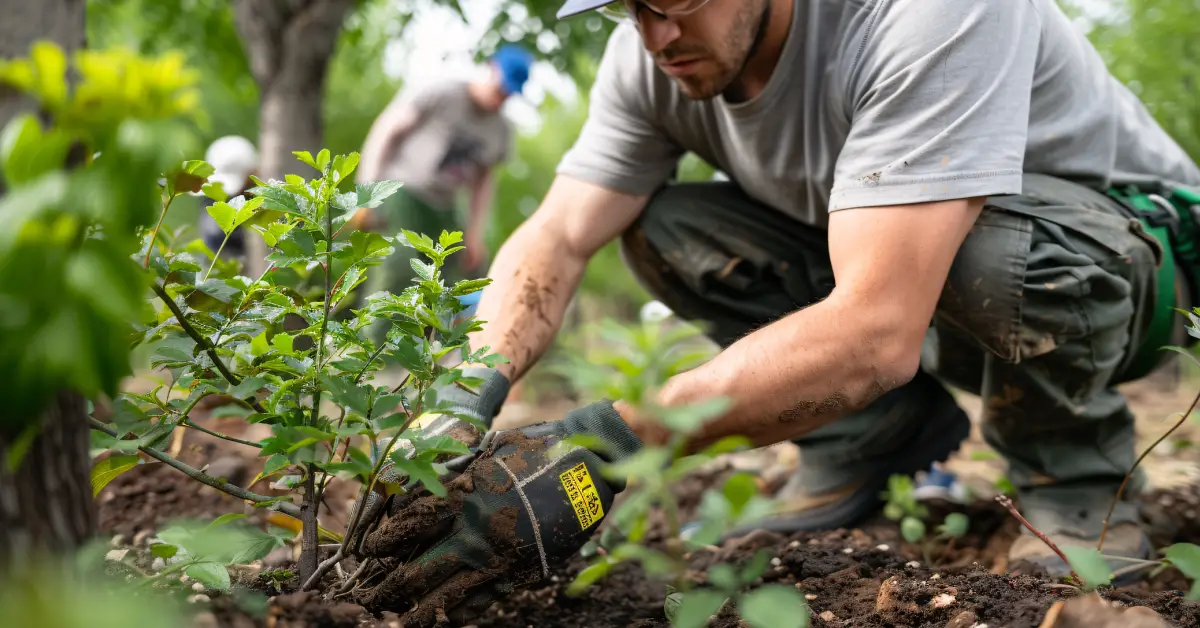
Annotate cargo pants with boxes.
[619,173,1178,522]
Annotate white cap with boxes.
[204,135,258,196]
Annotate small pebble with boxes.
[931,593,956,608]
[805,594,818,600]
[930,574,941,580]
[1160,495,1176,508]
[192,582,206,593]
[151,558,166,571]
[972,624,988,628]
[191,612,219,628]
[876,544,890,551]
[788,540,801,549]
[110,534,126,548]
[819,611,836,622]
[842,548,854,554]
[105,549,128,562]
[771,557,782,567]
[187,594,210,604]
[906,561,921,568]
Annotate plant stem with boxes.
[144,192,176,268]
[1111,561,1163,580]
[1097,386,1200,550]
[299,464,319,586]
[181,420,262,449]
[151,282,267,414]
[1097,554,1164,566]
[301,390,423,592]
[203,233,230,281]
[88,417,300,519]
[995,495,1080,581]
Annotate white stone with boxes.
[105,549,128,562]
[876,544,890,551]
[906,561,921,568]
[931,593,956,608]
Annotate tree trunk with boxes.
[0,0,93,572]
[232,0,356,278]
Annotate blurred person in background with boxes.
[198,135,259,260]
[351,44,533,333]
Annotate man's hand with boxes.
[353,400,643,626]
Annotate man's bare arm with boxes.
[357,102,421,184]
[468,175,650,381]
[625,197,985,452]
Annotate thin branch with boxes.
[995,495,1080,581]
[301,389,424,591]
[1097,386,1200,550]
[182,420,262,449]
[89,417,300,519]
[333,559,372,596]
[144,192,177,268]
[151,282,267,414]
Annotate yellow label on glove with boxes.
[560,461,604,531]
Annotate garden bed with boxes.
[97,408,1200,628]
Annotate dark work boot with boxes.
[725,370,971,537]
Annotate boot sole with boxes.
[720,403,972,539]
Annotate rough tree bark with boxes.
[232,0,357,279]
[0,0,92,574]
[231,0,357,583]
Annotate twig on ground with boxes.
[1097,386,1200,550]
[995,495,1080,581]
[89,417,300,519]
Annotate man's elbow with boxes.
[857,314,928,404]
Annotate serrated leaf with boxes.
[208,513,248,528]
[186,562,231,590]
[737,584,811,628]
[392,456,446,497]
[293,150,317,170]
[251,221,295,247]
[90,454,140,496]
[1062,546,1113,590]
[201,180,227,202]
[356,180,404,209]
[333,152,359,183]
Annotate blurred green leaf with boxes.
[1063,546,1113,590]
[90,454,140,496]
[737,584,811,628]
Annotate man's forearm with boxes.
[467,216,589,381]
[633,292,924,452]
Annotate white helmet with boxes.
[204,135,258,196]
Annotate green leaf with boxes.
[206,196,263,235]
[356,180,404,210]
[251,221,295,247]
[739,549,773,584]
[565,559,612,596]
[900,516,926,543]
[293,150,318,170]
[271,332,295,355]
[1161,345,1200,371]
[333,152,359,183]
[263,454,289,476]
[335,230,393,267]
[90,454,140,496]
[672,589,727,628]
[706,564,740,592]
[722,473,758,516]
[201,180,227,202]
[938,512,970,538]
[229,375,266,400]
[391,456,446,497]
[150,542,178,559]
[1062,546,1113,590]
[207,513,248,528]
[186,562,231,591]
[1163,543,1200,583]
[439,231,464,248]
[737,584,811,628]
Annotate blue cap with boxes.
[491,44,533,95]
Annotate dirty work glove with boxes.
[346,366,510,548]
[353,400,643,626]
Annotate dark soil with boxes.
[97,431,1200,628]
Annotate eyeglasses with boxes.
[597,0,716,25]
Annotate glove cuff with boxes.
[452,366,511,427]
[561,399,644,463]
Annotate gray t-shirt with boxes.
[557,0,1200,228]
[380,80,511,210]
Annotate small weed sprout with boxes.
[551,317,811,628]
[881,474,970,566]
